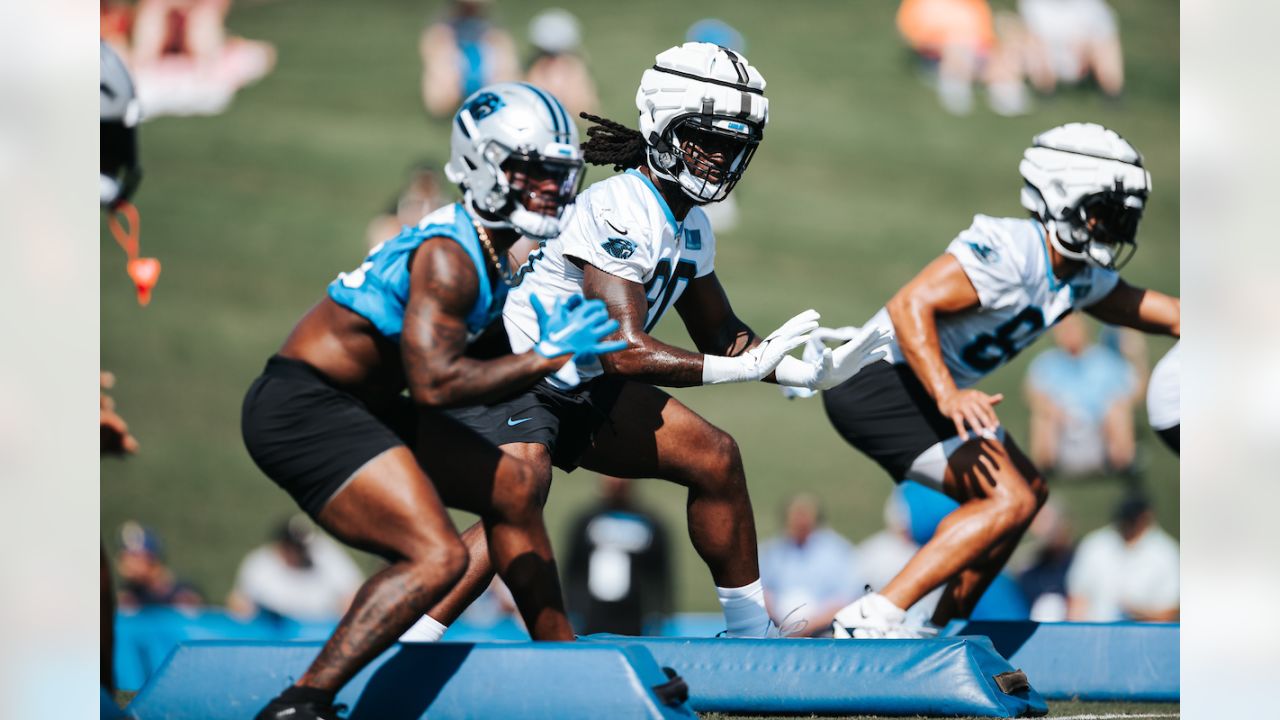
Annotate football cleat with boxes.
[254,696,347,720]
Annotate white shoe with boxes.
[832,593,910,640]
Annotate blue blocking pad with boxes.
[945,620,1179,701]
[582,635,1048,717]
[127,641,695,720]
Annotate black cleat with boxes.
[254,696,347,720]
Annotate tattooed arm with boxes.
[401,237,566,407]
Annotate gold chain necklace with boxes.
[470,217,510,286]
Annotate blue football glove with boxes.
[532,294,628,360]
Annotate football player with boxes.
[1147,341,1179,453]
[401,43,887,643]
[100,40,141,696]
[244,84,624,720]
[818,123,1179,637]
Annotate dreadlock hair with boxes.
[580,112,649,172]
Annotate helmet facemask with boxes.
[650,115,761,204]
[465,138,584,241]
[1053,189,1146,270]
[100,117,141,208]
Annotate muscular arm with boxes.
[886,254,982,404]
[675,272,758,356]
[888,253,1005,437]
[581,262,709,387]
[401,238,564,407]
[1084,280,1180,337]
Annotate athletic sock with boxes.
[717,579,771,637]
[399,614,448,642]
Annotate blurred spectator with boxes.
[563,476,673,636]
[1067,493,1179,622]
[420,0,519,118]
[681,19,748,234]
[116,521,204,609]
[759,494,863,636]
[686,19,745,54]
[226,515,362,622]
[129,0,276,117]
[1025,314,1139,476]
[524,9,597,121]
[100,371,138,456]
[896,0,1029,116]
[365,163,450,250]
[101,1,135,58]
[1018,0,1124,98]
[1013,500,1076,621]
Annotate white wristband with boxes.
[701,354,754,385]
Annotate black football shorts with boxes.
[445,376,626,471]
[241,355,416,519]
[821,359,961,481]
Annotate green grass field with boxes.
[101,0,1178,614]
[703,700,1180,719]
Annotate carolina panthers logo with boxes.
[967,241,999,264]
[464,92,505,121]
[601,237,637,260]
[685,229,702,251]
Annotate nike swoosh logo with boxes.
[507,417,533,426]
[604,219,629,235]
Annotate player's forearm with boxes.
[888,297,958,403]
[408,352,565,408]
[598,336,706,387]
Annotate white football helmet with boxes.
[101,41,143,208]
[1019,122,1152,270]
[444,82,584,241]
[636,42,769,204]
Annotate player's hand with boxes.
[938,388,1004,441]
[775,327,890,392]
[703,309,819,385]
[532,293,627,361]
[815,327,891,390]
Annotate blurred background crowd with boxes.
[100,0,1178,690]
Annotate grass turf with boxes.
[701,699,1180,719]
[102,0,1178,611]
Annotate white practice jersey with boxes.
[865,215,1120,388]
[1146,341,1180,430]
[505,169,717,388]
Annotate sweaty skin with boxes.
[277,179,581,696]
[877,222,1178,624]
[419,156,778,631]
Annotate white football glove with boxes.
[702,309,820,385]
[777,326,891,398]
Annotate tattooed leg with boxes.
[294,446,468,693]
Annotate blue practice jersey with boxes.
[327,203,508,344]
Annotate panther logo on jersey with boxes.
[601,237,637,259]
[967,241,1000,264]
[464,92,505,121]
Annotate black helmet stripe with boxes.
[719,46,750,84]
[651,65,763,95]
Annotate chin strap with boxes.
[463,191,563,241]
[107,201,161,306]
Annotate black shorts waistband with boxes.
[263,354,335,387]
